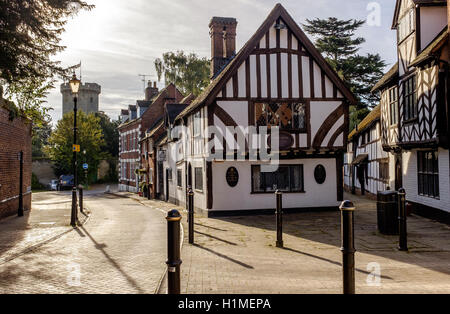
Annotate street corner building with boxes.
[360,0,450,221]
[0,90,32,219]
[149,3,357,216]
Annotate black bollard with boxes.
[71,187,78,227]
[166,209,182,294]
[398,188,408,251]
[340,200,356,295]
[18,151,24,217]
[78,185,84,213]
[275,190,283,248]
[188,188,194,245]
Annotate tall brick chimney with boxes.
[209,17,238,78]
[145,81,159,101]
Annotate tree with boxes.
[4,76,54,128]
[94,112,120,182]
[303,18,386,129]
[45,111,105,181]
[32,117,53,158]
[155,51,210,96]
[0,0,93,85]
[94,112,120,158]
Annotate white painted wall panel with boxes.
[403,148,450,213]
[260,55,268,98]
[310,101,341,141]
[226,79,233,97]
[212,159,338,211]
[250,55,257,98]
[302,56,311,98]
[238,63,246,98]
[270,54,278,98]
[281,53,289,98]
[292,55,300,98]
[314,62,322,97]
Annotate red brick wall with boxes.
[0,106,32,219]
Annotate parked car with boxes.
[59,175,74,191]
[49,180,59,191]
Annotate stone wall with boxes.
[32,159,56,186]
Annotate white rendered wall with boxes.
[211,159,338,211]
[402,148,450,213]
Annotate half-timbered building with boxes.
[344,105,390,199]
[372,0,450,219]
[158,4,357,216]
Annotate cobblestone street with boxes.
[0,188,182,294]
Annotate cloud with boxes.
[46,0,398,124]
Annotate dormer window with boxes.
[398,9,415,42]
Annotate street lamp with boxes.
[70,72,81,227]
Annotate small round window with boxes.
[314,165,326,184]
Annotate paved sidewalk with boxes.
[0,191,180,294]
[157,193,450,294]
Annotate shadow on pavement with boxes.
[192,244,254,269]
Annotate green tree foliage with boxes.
[45,111,105,180]
[32,118,53,158]
[155,51,210,96]
[4,76,54,127]
[0,0,93,84]
[303,18,386,130]
[94,112,120,158]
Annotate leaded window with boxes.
[255,103,306,131]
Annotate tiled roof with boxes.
[371,63,399,93]
[167,103,188,125]
[136,100,152,107]
[348,104,381,140]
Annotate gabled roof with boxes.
[166,103,188,125]
[348,104,381,140]
[410,27,448,67]
[371,63,399,93]
[392,0,447,29]
[136,100,152,107]
[176,3,357,122]
[180,93,195,105]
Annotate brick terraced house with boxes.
[118,82,184,192]
[0,88,32,219]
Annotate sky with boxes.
[46,0,398,124]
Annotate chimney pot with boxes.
[154,81,157,88]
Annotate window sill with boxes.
[195,189,204,194]
[418,194,440,200]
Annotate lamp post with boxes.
[69,73,81,227]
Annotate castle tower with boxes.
[61,82,101,116]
